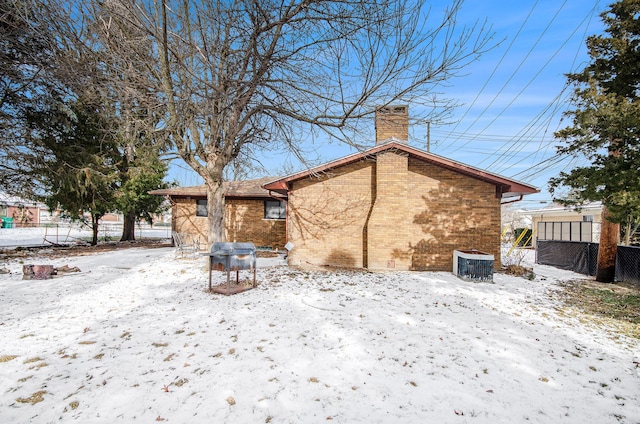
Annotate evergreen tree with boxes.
[0,0,61,195]
[26,99,120,245]
[115,149,171,241]
[550,0,640,281]
[86,0,171,241]
[2,0,170,242]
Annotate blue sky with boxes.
[169,0,606,208]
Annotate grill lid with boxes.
[210,242,256,256]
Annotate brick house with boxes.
[0,193,58,226]
[262,106,538,271]
[155,106,537,270]
[150,177,287,250]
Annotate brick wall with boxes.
[173,198,208,246]
[407,157,501,270]
[287,152,502,271]
[366,151,411,270]
[287,160,374,268]
[173,197,286,250]
[375,106,408,144]
[226,198,286,249]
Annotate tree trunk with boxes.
[90,213,100,246]
[206,177,226,247]
[623,216,632,246]
[120,211,136,241]
[595,206,619,283]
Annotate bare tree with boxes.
[93,0,493,244]
[88,1,172,241]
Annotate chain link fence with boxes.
[537,240,640,285]
[616,246,640,285]
[536,240,598,276]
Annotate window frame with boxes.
[582,214,594,222]
[196,199,208,217]
[264,200,286,220]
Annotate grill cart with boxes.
[204,242,257,295]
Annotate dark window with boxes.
[196,199,208,217]
[264,200,286,220]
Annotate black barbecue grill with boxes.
[204,242,257,295]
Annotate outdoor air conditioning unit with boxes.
[453,250,494,282]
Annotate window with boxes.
[264,200,286,220]
[196,199,208,217]
[582,215,594,222]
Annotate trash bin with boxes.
[2,217,14,228]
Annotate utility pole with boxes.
[426,121,431,152]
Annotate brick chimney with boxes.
[375,105,409,144]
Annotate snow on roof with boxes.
[0,192,46,208]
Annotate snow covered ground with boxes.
[0,239,638,423]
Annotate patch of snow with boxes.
[0,245,637,423]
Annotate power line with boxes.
[482,3,601,184]
[441,0,570,153]
[437,0,540,149]
[480,3,600,171]
[432,1,603,187]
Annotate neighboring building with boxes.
[157,106,538,271]
[525,202,603,246]
[0,193,52,226]
[101,213,123,223]
[0,193,156,228]
[501,205,533,238]
[150,177,287,250]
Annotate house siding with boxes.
[287,152,502,271]
[173,198,208,245]
[529,207,602,247]
[172,197,286,250]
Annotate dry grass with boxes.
[16,390,47,405]
[556,280,640,339]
